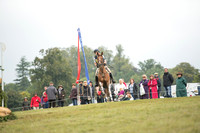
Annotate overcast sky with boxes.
[0,0,200,83]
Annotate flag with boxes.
[77,28,90,84]
[76,33,81,83]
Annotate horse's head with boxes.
[97,52,104,67]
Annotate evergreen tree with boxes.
[15,56,31,91]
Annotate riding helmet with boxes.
[94,49,100,53]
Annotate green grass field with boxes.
[0,97,200,133]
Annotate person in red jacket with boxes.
[30,93,41,110]
[42,86,48,108]
[148,75,158,99]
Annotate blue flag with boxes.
[77,28,90,84]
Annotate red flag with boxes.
[76,34,81,83]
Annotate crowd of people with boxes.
[19,48,196,111]
[21,68,190,111]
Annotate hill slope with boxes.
[0,97,200,133]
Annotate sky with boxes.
[0,0,200,83]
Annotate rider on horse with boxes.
[94,49,116,87]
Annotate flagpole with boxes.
[76,33,80,105]
[77,28,90,84]
[0,43,5,107]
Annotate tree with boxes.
[171,62,200,83]
[98,46,113,65]
[138,59,164,78]
[111,44,138,82]
[30,48,73,96]
[6,90,22,111]
[64,45,111,83]
[15,56,31,91]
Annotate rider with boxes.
[94,49,116,87]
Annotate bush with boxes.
[0,113,17,122]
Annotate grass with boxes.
[0,96,200,133]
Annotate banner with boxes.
[77,28,90,84]
[76,34,81,84]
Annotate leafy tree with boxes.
[14,56,31,91]
[138,59,164,78]
[6,90,23,111]
[20,91,31,100]
[64,45,104,83]
[137,59,165,95]
[171,62,200,83]
[111,44,138,82]
[98,46,113,65]
[4,83,18,92]
[30,48,73,96]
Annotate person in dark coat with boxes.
[176,72,187,97]
[46,82,57,108]
[70,83,78,106]
[154,73,161,98]
[89,81,95,103]
[22,97,30,111]
[139,75,149,99]
[57,85,65,107]
[110,84,116,101]
[128,78,138,100]
[163,68,174,98]
[198,86,200,95]
[78,81,85,105]
[83,81,91,104]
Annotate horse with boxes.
[97,52,111,101]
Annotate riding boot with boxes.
[95,76,99,87]
[110,73,116,83]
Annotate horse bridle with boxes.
[97,56,105,67]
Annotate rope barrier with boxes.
[8,88,199,111]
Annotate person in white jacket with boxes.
[115,79,126,95]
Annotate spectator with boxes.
[22,97,30,111]
[57,85,65,107]
[110,84,116,101]
[118,88,125,101]
[30,93,41,110]
[115,79,126,95]
[128,79,138,100]
[122,79,127,89]
[139,75,149,99]
[122,91,133,101]
[89,81,95,104]
[176,72,187,97]
[163,68,174,98]
[148,75,158,99]
[198,86,200,95]
[42,86,48,109]
[70,83,78,106]
[154,73,161,98]
[96,86,104,103]
[40,96,44,109]
[46,82,57,108]
[78,81,84,105]
[83,81,91,104]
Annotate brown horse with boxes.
[97,52,111,101]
